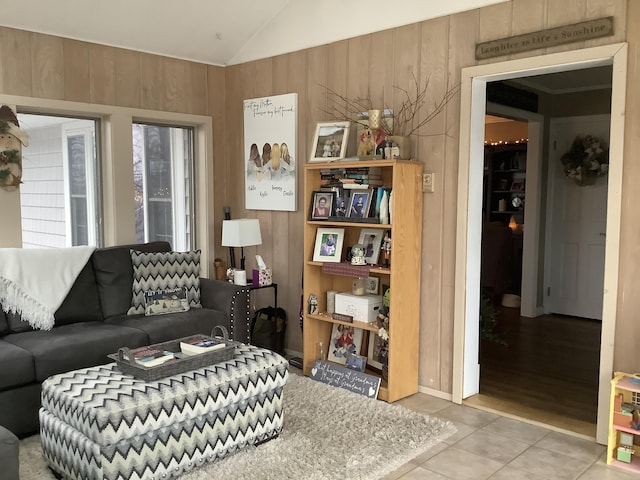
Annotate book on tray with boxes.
[180,337,226,356]
[129,346,175,367]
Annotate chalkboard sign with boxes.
[309,360,381,399]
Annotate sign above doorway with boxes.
[475,17,614,60]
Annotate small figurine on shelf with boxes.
[308,294,318,315]
[381,231,391,268]
[350,244,366,265]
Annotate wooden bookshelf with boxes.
[302,159,423,402]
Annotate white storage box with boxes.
[334,293,382,323]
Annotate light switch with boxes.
[423,173,435,193]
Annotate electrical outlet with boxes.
[422,173,435,193]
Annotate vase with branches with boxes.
[320,73,460,155]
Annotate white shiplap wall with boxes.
[19,124,66,248]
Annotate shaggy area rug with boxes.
[20,374,455,480]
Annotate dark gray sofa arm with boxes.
[200,278,251,343]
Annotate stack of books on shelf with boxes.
[129,346,175,367]
[320,167,383,190]
[179,336,226,356]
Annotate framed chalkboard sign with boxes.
[309,360,381,399]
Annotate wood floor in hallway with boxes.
[466,308,602,438]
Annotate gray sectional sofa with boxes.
[0,241,251,437]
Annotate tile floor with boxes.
[382,392,637,480]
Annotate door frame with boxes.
[452,43,627,444]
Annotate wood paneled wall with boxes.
[0,0,637,396]
[224,0,635,394]
[0,26,228,270]
[616,0,640,374]
[0,26,214,113]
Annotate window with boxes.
[132,123,194,251]
[18,114,100,248]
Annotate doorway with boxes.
[478,108,609,436]
[452,43,628,445]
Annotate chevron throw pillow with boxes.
[127,250,202,315]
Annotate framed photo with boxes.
[347,190,373,219]
[309,121,351,162]
[368,334,388,370]
[358,228,383,265]
[328,324,364,365]
[345,352,368,372]
[312,227,345,263]
[334,189,350,217]
[309,191,335,220]
[365,277,379,295]
[510,179,525,192]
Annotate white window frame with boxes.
[135,124,194,251]
[61,121,98,246]
[0,94,213,276]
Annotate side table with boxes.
[247,282,278,309]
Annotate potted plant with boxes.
[480,293,506,346]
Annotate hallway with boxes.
[467,309,602,438]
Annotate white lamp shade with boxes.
[221,219,262,247]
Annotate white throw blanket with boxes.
[0,246,95,330]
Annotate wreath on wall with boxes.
[560,134,609,186]
[0,106,30,191]
[0,120,23,190]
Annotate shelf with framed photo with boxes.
[303,158,422,402]
[484,142,527,225]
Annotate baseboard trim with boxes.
[418,385,453,401]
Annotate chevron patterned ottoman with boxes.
[39,344,288,480]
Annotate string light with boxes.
[484,138,529,146]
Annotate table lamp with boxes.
[221,219,262,271]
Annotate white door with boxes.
[546,115,610,320]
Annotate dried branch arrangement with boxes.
[320,74,460,137]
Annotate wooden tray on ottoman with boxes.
[109,326,238,382]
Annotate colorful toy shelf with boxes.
[607,372,640,473]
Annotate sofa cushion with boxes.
[54,258,103,325]
[127,250,202,315]
[0,309,9,336]
[3,259,103,332]
[92,242,171,319]
[106,308,227,345]
[6,312,32,333]
[3,322,149,382]
[0,340,36,389]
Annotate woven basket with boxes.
[108,326,238,382]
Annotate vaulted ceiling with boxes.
[0,0,506,66]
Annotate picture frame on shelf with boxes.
[334,189,350,217]
[309,121,351,163]
[510,179,525,192]
[312,227,345,263]
[344,352,368,372]
[309,190,335,220]
[367,333,387,371]
[347,190,373,219]
[358,228,383,265]
[328,324,364,366]
[365,277,379,295]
